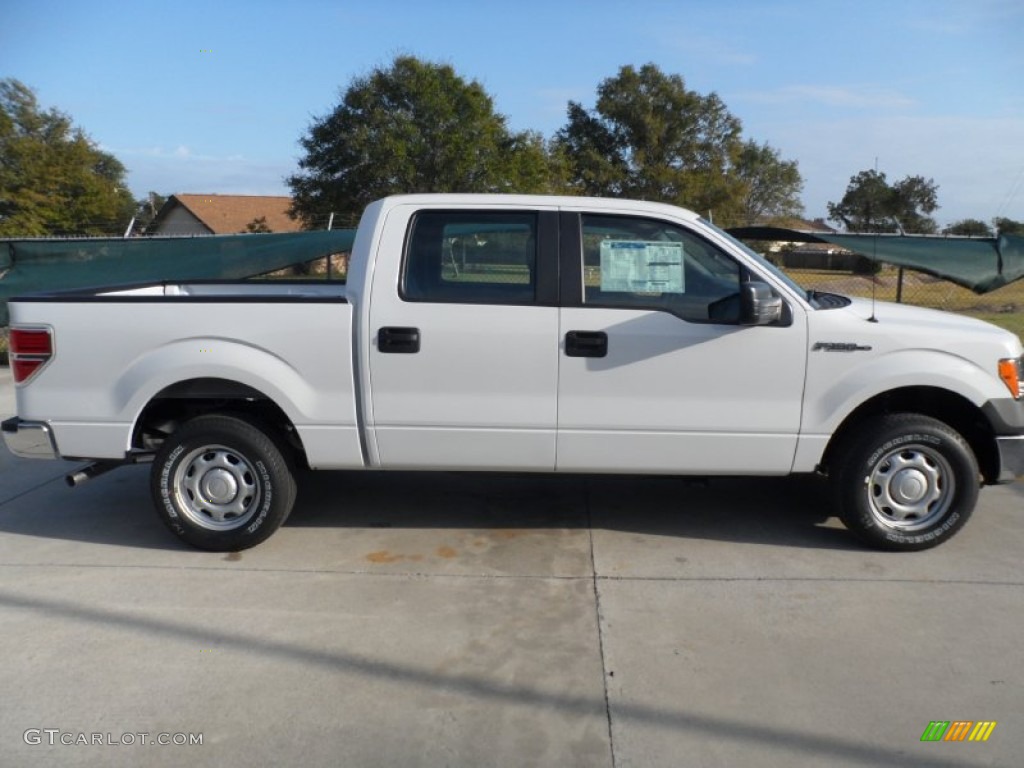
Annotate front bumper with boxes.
[995,436,1024,483]
[1,417,60,459]
[983,398,1024,483]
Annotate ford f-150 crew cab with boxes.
[4,194,1023,552]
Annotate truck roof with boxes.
[372,193,703,222]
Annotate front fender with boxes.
[803,348,1001,435]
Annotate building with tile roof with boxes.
[148,194,303,235]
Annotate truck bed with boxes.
[8,281,362,469]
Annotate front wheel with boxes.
[151,415,296,551]
[833,414,979,551]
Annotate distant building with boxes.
[148,194,303,235]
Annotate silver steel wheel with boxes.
[866,444,954,532]
[172,444,262,531]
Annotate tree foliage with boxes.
[993,217,1024,236]
[0,79,135,236]
[556,64,743,217]
[734,140,804,225]
[555,64,802,224]
[827,169,939,233]
[943,218,992,237]
[288,56,556,225]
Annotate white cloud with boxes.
[738,84,917,110]
[100,145,292,197]
[910,0,1023,34]
[656,32,757,66]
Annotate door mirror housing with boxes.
[741,282,783,325]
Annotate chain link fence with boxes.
[775,262,1024,339]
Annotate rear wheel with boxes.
[151,414,296,551]
[833,414,979,551]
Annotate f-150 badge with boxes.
[812,342,873,352]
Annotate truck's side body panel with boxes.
[9,296,364,468]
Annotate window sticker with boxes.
[599,240,684,294]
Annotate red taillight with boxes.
[10,327,53,384]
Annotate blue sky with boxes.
[3,0,1023,228]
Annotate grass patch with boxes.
[961,312,1024,340]
[0,328,7,366]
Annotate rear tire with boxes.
[833,414,979,551]
[151,415,296,551]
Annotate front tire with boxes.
[833,414,979,551]
[151,415,296,551]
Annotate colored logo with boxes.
[920,721,996,742]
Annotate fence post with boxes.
[326,213,335,279]
[896,267,904,303]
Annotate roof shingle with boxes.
[165,194,303,234]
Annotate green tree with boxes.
[827,169,939,233]
[0,79,136,236]
[557,63,780,222]
[993,217,1024,236]
[734,140,804,225]
[287,56,555,225]
[943,218,992,237]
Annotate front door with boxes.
[556,211,808,474]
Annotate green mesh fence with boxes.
[0,230,357,325]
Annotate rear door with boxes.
[556,210,808,474]
[366,204,560,470]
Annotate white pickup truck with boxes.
[4,195,1023,552]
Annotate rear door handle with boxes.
[378,326,421,354]
[565,330,607,358]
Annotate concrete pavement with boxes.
[1,365,1022,767]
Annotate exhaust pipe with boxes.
[66,461,123,487]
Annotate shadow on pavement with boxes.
[0,463,859,552]
[287,470,856,550]
[0,465,190,551]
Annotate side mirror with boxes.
[741,282,783,326]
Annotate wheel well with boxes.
[132,378,307,468]
[821,386,1000,483]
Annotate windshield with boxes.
[699,219,816,306]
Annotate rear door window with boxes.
[403,212,538,304]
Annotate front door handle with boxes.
[378,326,420,354]
[565,330,607,358]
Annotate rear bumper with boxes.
[1,417,60,459]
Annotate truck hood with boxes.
[837,297,1022,357]
[844,297,1003,334]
